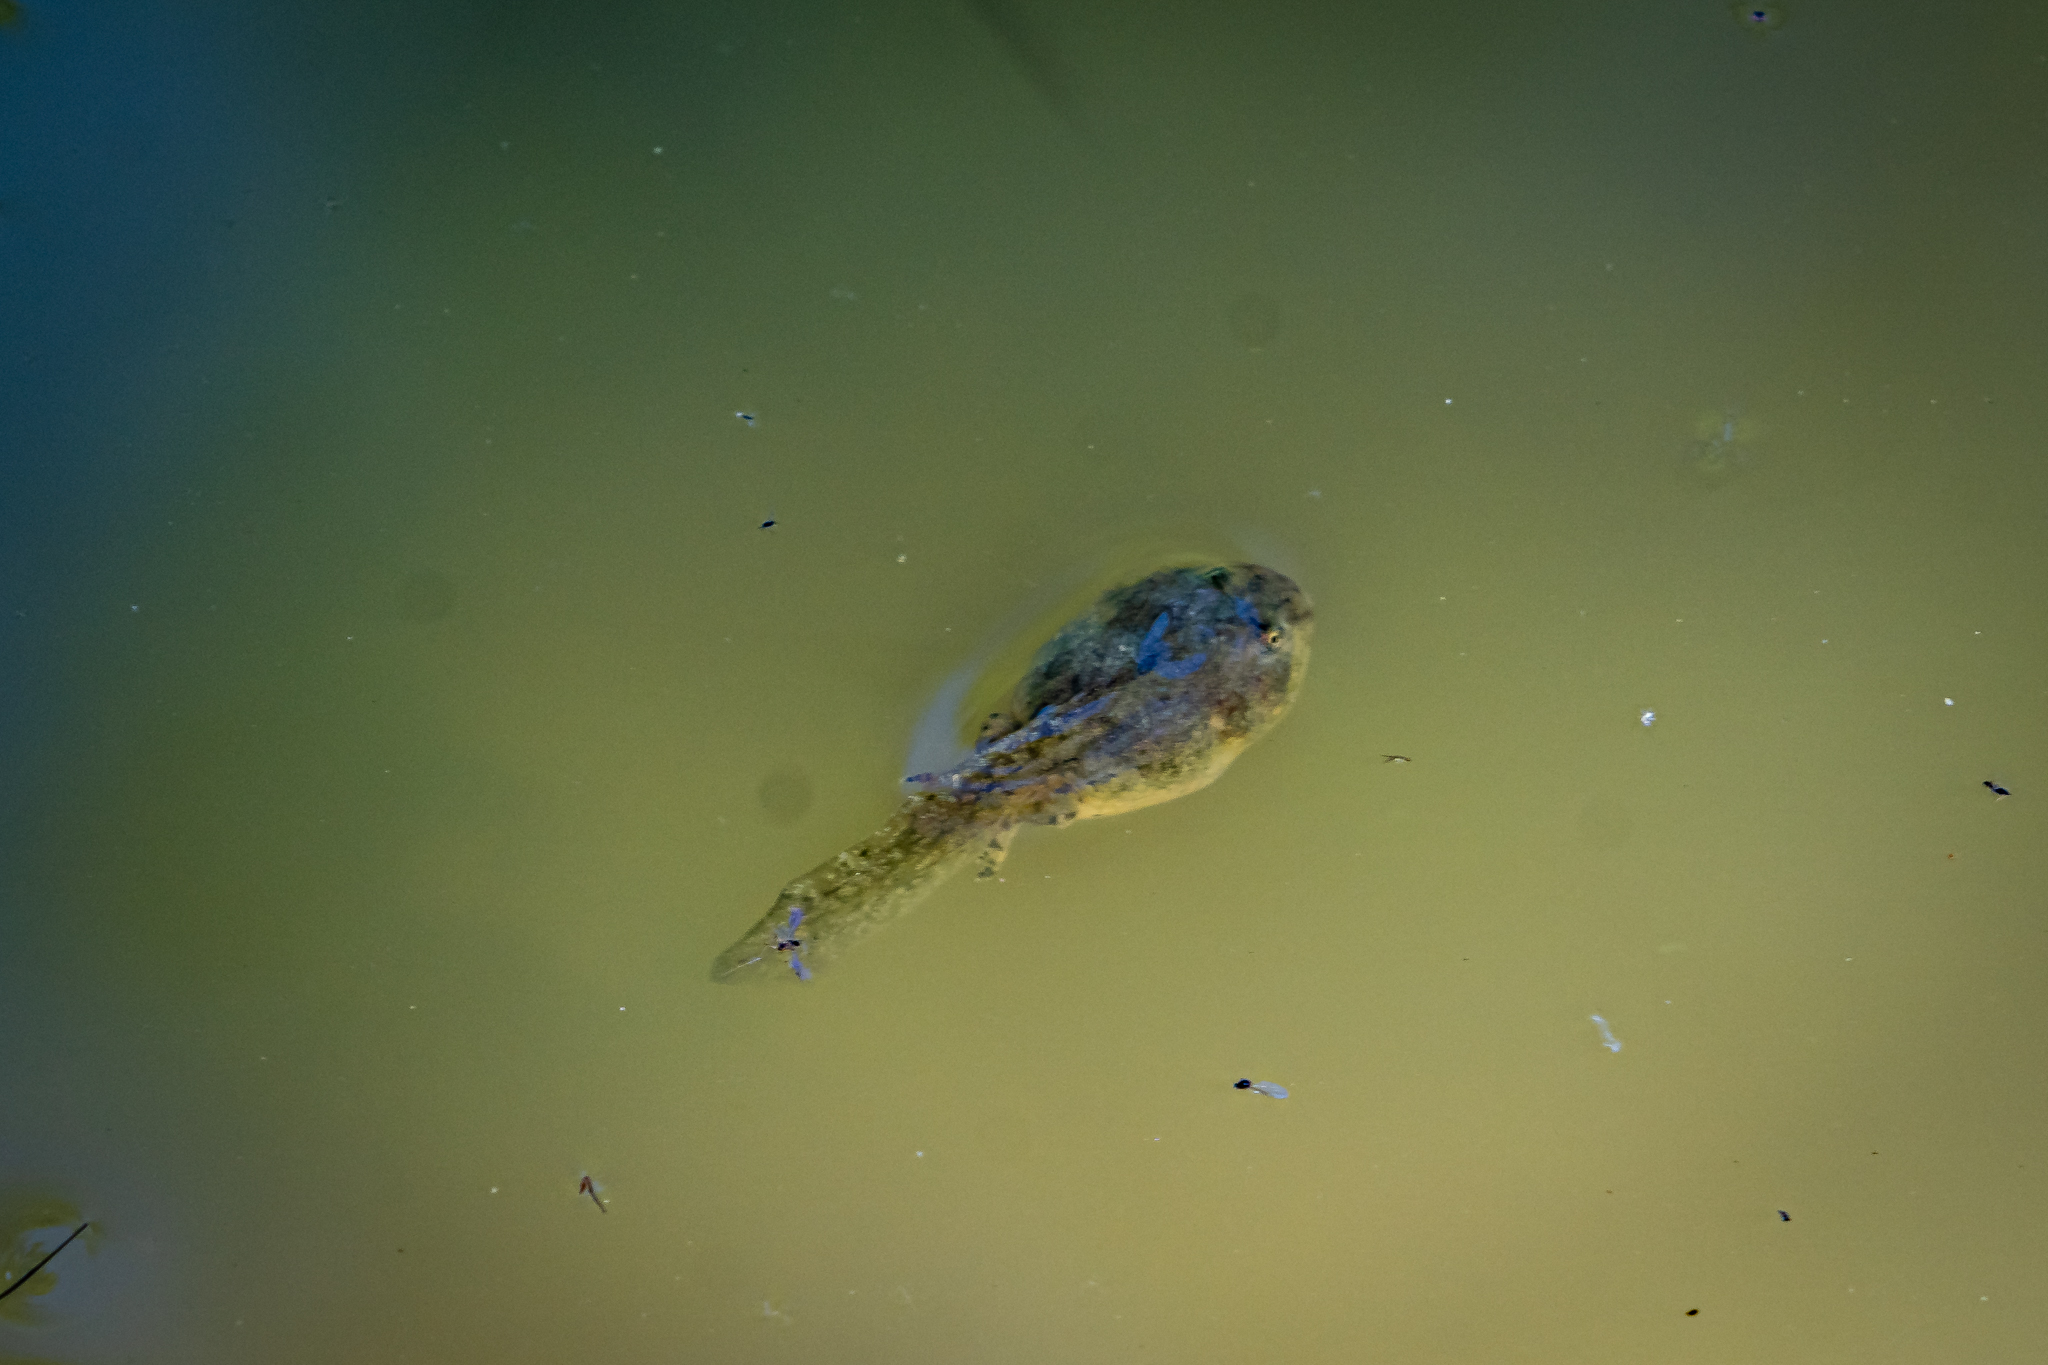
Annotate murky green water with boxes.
[5,2,2047,1361]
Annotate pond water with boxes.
[4,2,2046,1362]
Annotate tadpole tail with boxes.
[0,1221,90,1304]
[710,797,994,984]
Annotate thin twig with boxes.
[0,1222,90,1303]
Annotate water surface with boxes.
[4,2,2046,1361]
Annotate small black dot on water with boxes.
[1685,1308,1699,1316]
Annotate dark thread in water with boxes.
[0,1222,90,1302]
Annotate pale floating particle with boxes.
[1640,710,1655,726]
[1233,1078,1289,1098]
[896,554,907,563]
[1590,1014,1623,1052]
[734,411,756,426]
[1944,698,1954,706]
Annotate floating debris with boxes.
[1640,710,1656,727]
[1381,754,1411,764]
[735,411,757,427]
[578,1175,607,1213]
[1233,1079,1289,1098]
[1590,1015,1623,1052]
[0,1222,90,1304]
[1731,2,1786,33]
[1985,780,2011,799]
[1777,1209,1791,1221]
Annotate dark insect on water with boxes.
[1778,1210,1791,1221]
[759,519,777,529]
[773,908,812,981]
[578,1175,607,1213]
[1381,754,1411,764]
[1985,780,2011,799]
[0,1222,90,1303]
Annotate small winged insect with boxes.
[1233,1078,1289,1098]
[1985,780,2011,799]
[774,907,812,981]
[1381,754,1411,764]
[578,1174,607,1212]
[735,411,757,427]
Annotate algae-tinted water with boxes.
[4,3,2047,1362]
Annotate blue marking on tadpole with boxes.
[910,694,1118,790]
[1232,595,1263,630]
[1135,612,1171,673]
[1136,611,1206,678]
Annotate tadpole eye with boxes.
[1206,568,1232,588]
[1262,627,1284,648]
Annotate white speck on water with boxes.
[1590,1015,1623,1052]
[1945,698,1954,705]
[1640,710,1655,726]
[897,554,907,563]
